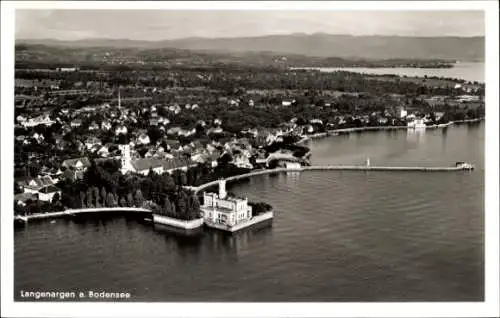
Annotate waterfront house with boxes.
[285,162,301,169]
[434,112,445,121]
[378,117,389,125]
[407,118,426,129]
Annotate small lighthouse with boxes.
[366,157,371,167]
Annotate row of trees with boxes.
[79,186,144,209]
[53,160,203,220]
[153,190,201,220]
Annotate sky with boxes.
[15,10,485,41]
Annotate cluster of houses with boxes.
[15,87,466,210]
[14,157,90,207]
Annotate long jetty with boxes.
[15,207,151,223]
[16,164,472,223]
[188,164,472,194]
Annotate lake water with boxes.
[300,62,484,83]
[14,123,484,301]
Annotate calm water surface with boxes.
[301,62,484,83]
[14,123,484,301]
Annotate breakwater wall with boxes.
[204,211,274,232]
[152,214,204,229]
[302,165,465,172]
[191,164,469,194]
[15,207,151,222]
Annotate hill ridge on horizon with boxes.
[16,33,485,61]
[17,33,486,42]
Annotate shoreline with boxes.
[296,118,484,144]
[15,118,482,225]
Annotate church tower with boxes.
[119,144,131,174]
[118,88,121,109]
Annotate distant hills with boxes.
[17,33,485,61]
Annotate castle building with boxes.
[201,180,253,227]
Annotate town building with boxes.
[22,114,55,128]
[17,176,55,194]
[61,157,91,171]
[38,185,62,202]
[119,144,195,175]
[407,118,426,129]
[285,162,301,169]
[70,119,82,128]
[115,125,128,135]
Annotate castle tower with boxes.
[119,144,131,174]
[218,179,227,199]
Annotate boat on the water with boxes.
[456,161,475,170]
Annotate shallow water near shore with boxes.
[299,62,485,83]
[14,123,484,301]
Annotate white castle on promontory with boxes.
[202,179,253,227]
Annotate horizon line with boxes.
[15,32,486,42]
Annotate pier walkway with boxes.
[187,164,472,194]
[15,207,151,223]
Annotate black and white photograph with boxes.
[1,1,499,317]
